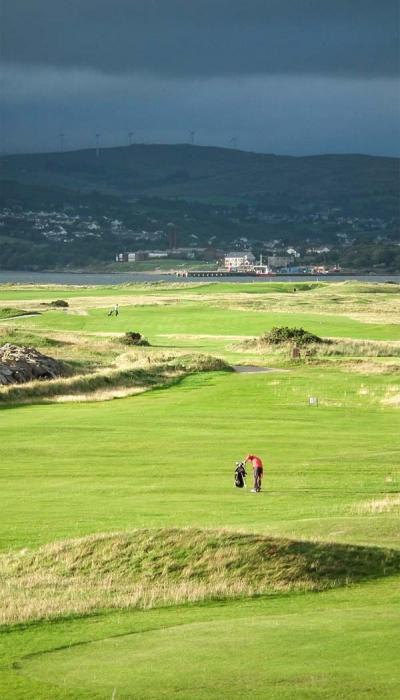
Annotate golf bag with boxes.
[234,461,247,488]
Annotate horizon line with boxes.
[0,142,399,159]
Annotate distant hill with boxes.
[1,144,399,216]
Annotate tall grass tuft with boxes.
[0,353,232,404]
[1,528,400,626]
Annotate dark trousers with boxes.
[253,467,263,491]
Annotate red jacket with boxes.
[245,454,263,469]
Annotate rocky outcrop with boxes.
[0,344,67,385]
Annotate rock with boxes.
[0,344,67,386]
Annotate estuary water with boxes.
[0,271,399,286]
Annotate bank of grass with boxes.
[0,325,65,348]
[240,334,400,361]
[0,353,231,404]
[0,307,34,320]
[2,527,400,626]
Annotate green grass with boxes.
[0,281,399,699]
[12,303,400,340]
[105,258,218,272]
[3,528,399,626]
[0,279,398,302]
[0,326,65,348]
[0,353,230,405]
[0,307,34,320]
[2,578,400,699]
[1,369,399,551]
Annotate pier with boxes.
[176,270,273,278]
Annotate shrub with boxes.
[262,326,324,346]
[50,299,69,307]
[121,331,150,346]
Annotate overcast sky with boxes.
[1,0,399,155]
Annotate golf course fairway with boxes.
[0,280,399,699]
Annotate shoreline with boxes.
[1,268,399,276]
[1,270,400,287]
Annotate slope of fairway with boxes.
[12,303,400,340]
[2,577,399,700]
[1,370,399,551]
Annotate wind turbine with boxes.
[229,136,238,149]
[128,131,135,146]
[95,133,100,158]
[58,132,65,152]
[189,130,195,145]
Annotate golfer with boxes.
[244,454,263,492]
[108,303,119,317]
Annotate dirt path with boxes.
[233,365,288,373]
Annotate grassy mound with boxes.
[2,528,400,626]
[0,353,231,404]
[0,326,65,348]
[0,307,36,320]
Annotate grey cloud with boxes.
[1,0,398,78]
[1,65,398,156]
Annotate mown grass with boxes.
[1,369,399,553]
[2,578,399,700]
[0,280,399,699]
[1,280,400,328]
[10,303,400,341]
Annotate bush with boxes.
[50,300,69,308]
[121,332,150,346]
[262,326,324,346]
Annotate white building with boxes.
[306,246,331,254]
[286,247,300,258]
[224,251,255,269]
[147,251,169,258]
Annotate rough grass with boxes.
[318,338,400,358]
[353,495,400,514]
[0,307,35,320]
[0,352,231,404]
[2,528,400,626]
[0,326,67,348]
[239,336,400,375]
[341,360,400,375]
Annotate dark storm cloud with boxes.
[1,0,398,78]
